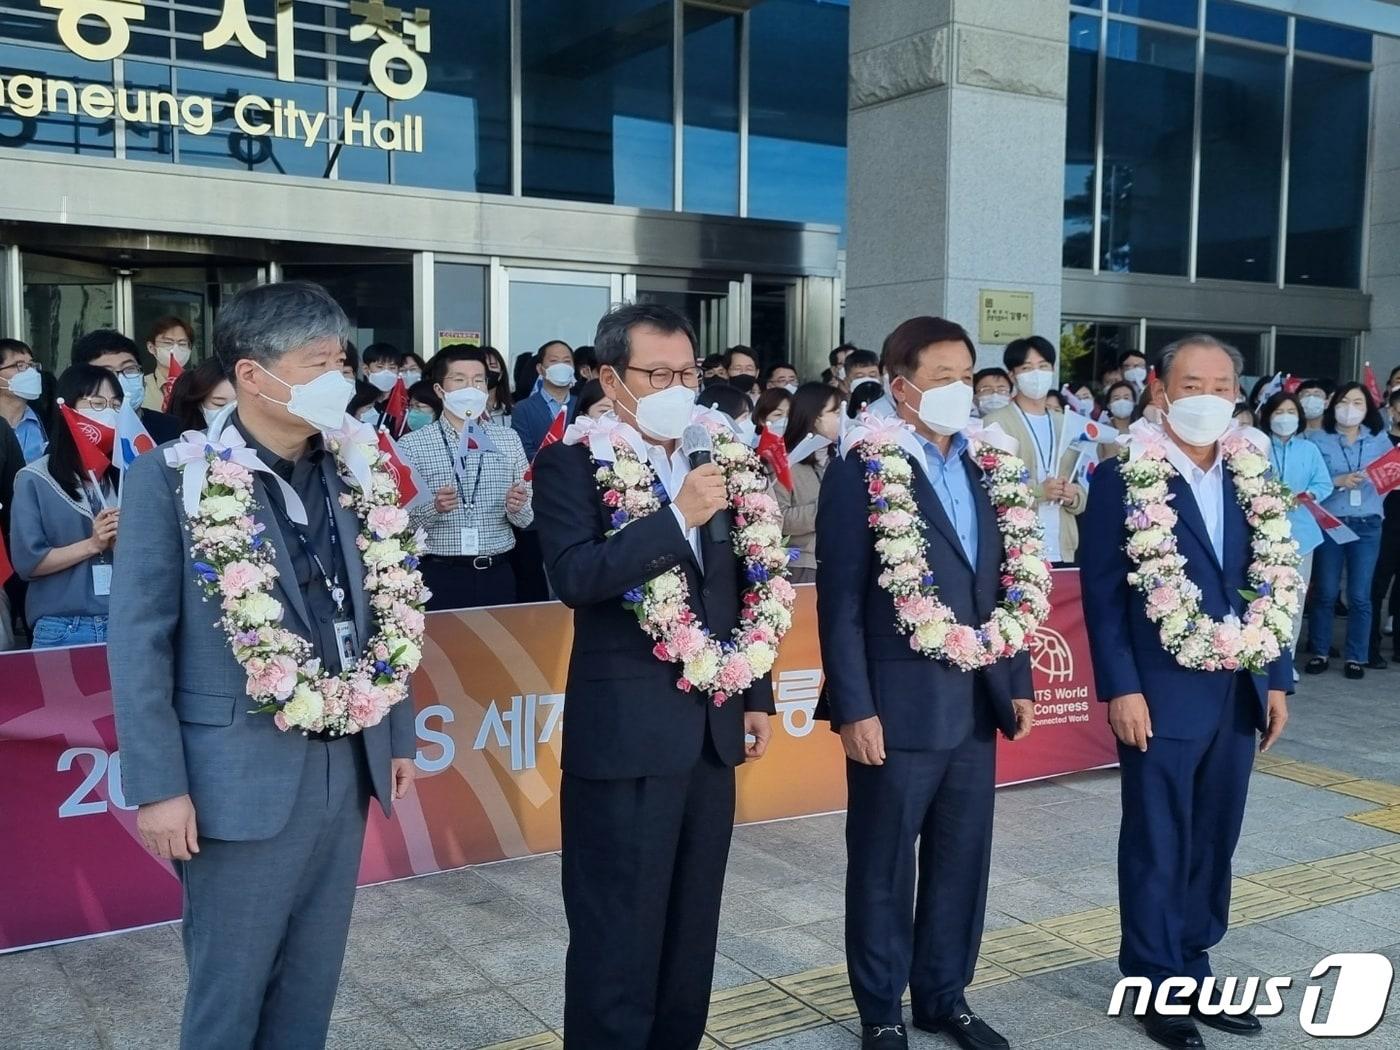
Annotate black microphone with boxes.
[681,424,731,544]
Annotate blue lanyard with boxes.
[1271,441,1287,481]
[1340,435,1365,475]
[438,423,485,510]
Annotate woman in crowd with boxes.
[1233,403,1256,429]
[569,379,612,423]
[1259,392,1333,677]
[1103,380,1137,434]
[1368,387,1400,665]
[9,365,122,648]
[167,359,235,433]
[698,383,755,442]
[1305,383,1391,678]
[482,346,514,421]
[406,379,441,432]
[777,382,842,584]
[348,379,381,424]
[401,352,427,388]
[753,387,792,436]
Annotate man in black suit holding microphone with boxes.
[533,302,777,1050]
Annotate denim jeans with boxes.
[1308,515,1383,664]
[31,615,109,650]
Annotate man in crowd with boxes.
[360,342,405,428]
[513,339,576,459]
[144,316,195,411]
[575,345,598,387]
[1119,348,1149,394]
[723,344,760,380]
[764,361,799,391]
[830,343,858,390]
[72,330,183,444]
[533,302,775,1050]
[972,367,1013,418]
[109,281,416,1050]
[0,415,23,649]
[983,336,1086,566]
[701,353,726,385]
[1080,335,1291,1050]
[0,339,48,463]
[401,345,531,609]
[817,316,1034,1050]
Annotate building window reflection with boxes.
[0,42,114,156]
[520,0,674,210]
[1063,13,1098,269]
[682,4,740,216]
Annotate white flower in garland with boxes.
[1118,428,1302,674]
[169,427,430,736]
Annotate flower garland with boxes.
[1118,428,1301,674]
[859,433,1052,669]
[174,429,429,736]
[593,425,797,705]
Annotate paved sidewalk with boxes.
[5,661,1400,1049]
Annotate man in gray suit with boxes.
[110,281,418,1050]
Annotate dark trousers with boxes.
[421,555,516,612]
[177,738,371,1050]
[1117,679,1255,990]
[560,739,735,1050]
[844,711,997,1025]
[1368,514,1400,660]
[510,526,550,603]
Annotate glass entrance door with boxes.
[635,276,739,360]
[21,253,116,371]
[501,267,624,370]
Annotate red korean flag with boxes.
[160,355,183,413]
[377,429,425,509]
[0,531,12,588]
[1365,362,1384,408]
[524,407,567,482]
[383,378,410,438]
[58,401,114,475]
[1365,443,1400,497]
[757,427,793,491]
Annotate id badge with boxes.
[1350,488,1363,507]
[460,527,480,555]
[91,563,112,597]
[333,619,359,673]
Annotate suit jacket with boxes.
[1079,456,1293,740]
[511,391,573,461]
[109,441,416,842]
[982,404,1087,562]
[775,458,824,571]
[532,440,775,780]
[815,447,1029,750]
[139,407,183,445]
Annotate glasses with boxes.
[78,396,123,411]
[154,339,191,351]
[625,365,702,390]
[112,365,143,377]
[0,360,31,375]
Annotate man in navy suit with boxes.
[1080,335,1291,1050]
[817,316,1035,1050]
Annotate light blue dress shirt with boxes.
[1269,435,1333,555]
[1305,429,1391,519]
[917,432,978,564]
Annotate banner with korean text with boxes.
[0,571,1113,952]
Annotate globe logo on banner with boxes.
[1029,626,1074,683]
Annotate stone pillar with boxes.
[1367,35,1400,380]
[845,0,1069,367]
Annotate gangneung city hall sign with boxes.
[0,1,430,154]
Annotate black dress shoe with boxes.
[1138,1007,1205,1049]
[1367,654,1389,670]
[1191,1004,1263,1034]
[1305,656,1329,674]
[913,1007,1009,1050]
[1345,661,1366,680]
[861,1023,908,1049]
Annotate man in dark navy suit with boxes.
[533,303,776,1050]
[817,316,1035,1050]
[1080,335,1292,1050]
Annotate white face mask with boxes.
[1164,393,1235,447]
[1108,398,1135,420]
[202,401,233,428]
[401,369,422,387]
[782,383,798,396]
[1015,369,1054,401]
[614,371,696,440]
[117,371,146,408]
[903,378,974,436]
[1301,394,1326,420]
[3,366,41,402]
[1270,412,1299,437]
[735,417,757,446]
[544,363,576,388]
[1123,366,1148,387]
[1336,403,1366,428]
[156,344,191,369]
[256,363,356,432]
[977,393,1011,415]
[79,406,118,430]
[366,369,399,393]
[767,416,789,436]
[443,386,489,421]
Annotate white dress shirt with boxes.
[645,441,703,568]
[1017,406,1064,563]
[1162,439,1225,563]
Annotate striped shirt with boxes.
[400,417,533,556]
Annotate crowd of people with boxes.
[3,318,1400,683]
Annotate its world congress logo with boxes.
[1109,953,1395,1037]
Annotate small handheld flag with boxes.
[1298,493,1359,544]
[383,377,409,438]
[525,407,567,482]
[377,429,426,509]
[1364,362,1383,407]
[160,356,184,413]
[1365,443,1400,497]
[0,527,12,588]
[58,400,114,476]
[115,398,156,473]
[757,427,793,491]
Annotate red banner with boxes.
[0,571,1113,952]
[1365,444,1400,497]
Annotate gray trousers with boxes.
[177,738,372,1050]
